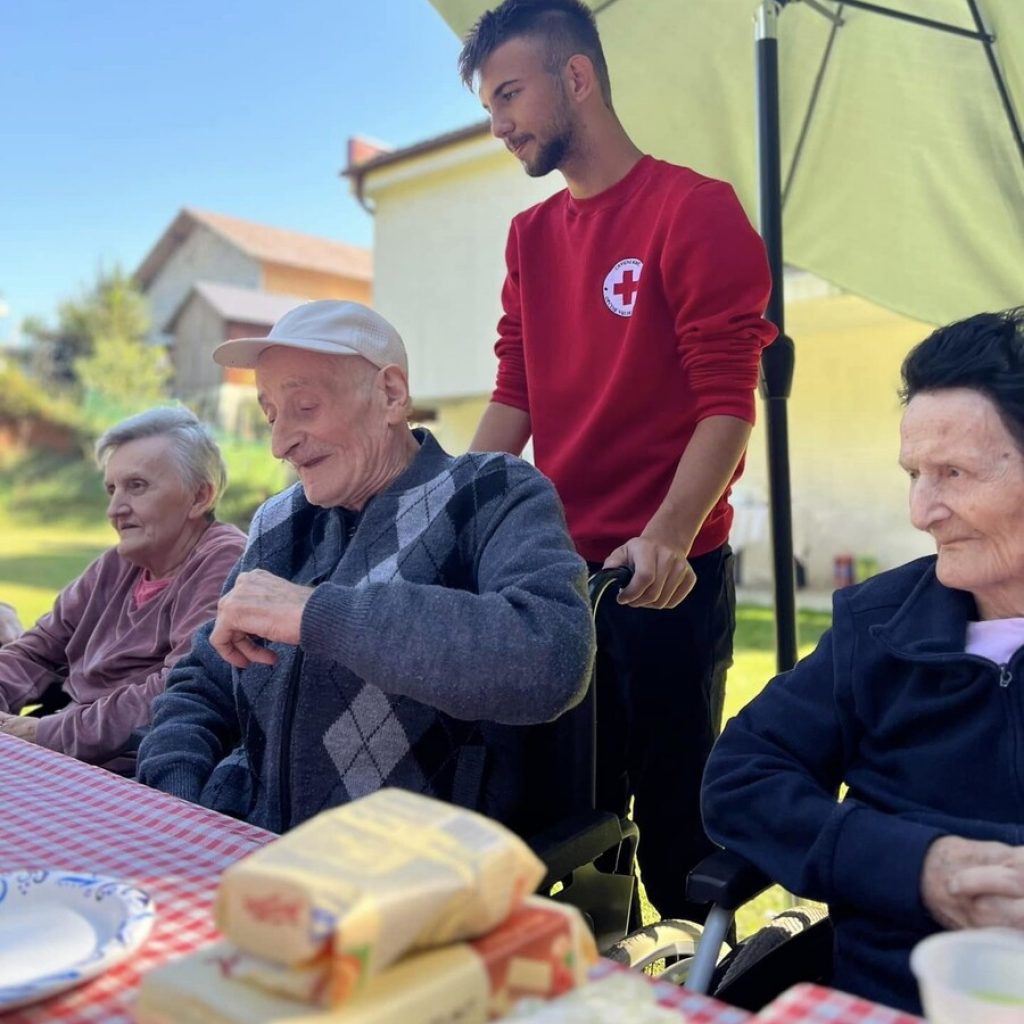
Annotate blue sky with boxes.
[0,0,483,342]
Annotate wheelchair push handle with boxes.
[588,566,633,612]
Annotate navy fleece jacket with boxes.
[703,556,1024,1014]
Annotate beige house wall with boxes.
[414,395,490,456]
[739,296,934,589]
[366,134,560,403]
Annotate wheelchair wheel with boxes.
[712,905,832,1010]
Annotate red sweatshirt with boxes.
[493,156,776,563]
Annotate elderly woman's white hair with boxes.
[94,406,228,516]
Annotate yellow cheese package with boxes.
[214,789,546,981]
[135,898,598,1024]
[227,896,595,1010]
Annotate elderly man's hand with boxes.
[210,569,314,669]
[0,602,22,645]
[603,534,696,609]
[921,835,1024,930]
[0,710,39,743]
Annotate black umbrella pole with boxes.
[764,386,798,672]
[756,3,785,334]
[756,2,798,672]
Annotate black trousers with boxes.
[591,544,735,922]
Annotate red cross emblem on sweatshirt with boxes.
[603,258,644,317]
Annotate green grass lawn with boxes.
[0,510,832,942]
[0,513,113,625]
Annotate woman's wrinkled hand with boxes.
[921,835,1024,930]
[0,710,39,743]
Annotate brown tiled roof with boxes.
[136,208,372,289]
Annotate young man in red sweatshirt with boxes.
[459,0,777,922]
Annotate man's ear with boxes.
[379,365,411,423]
[564,53,597,104]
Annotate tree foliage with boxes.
[75,329,170,411]
[22,267,170,417]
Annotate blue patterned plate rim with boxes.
[0,868,156,1011]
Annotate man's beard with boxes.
[523,128,571,177]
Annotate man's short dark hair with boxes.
[458,0,613,109]
[900,307,1024,451]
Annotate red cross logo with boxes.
[603,258,644,317]
[613,269,640,306]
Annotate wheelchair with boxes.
[527,567,755,967]
[538,570,833,1002]
[521,566,642,952]
[602,846,833,1010]
[683,848,832,1008]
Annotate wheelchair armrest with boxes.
[530,810,637,891]
[685,847,773,911]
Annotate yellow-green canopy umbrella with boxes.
[431,0,1023,324]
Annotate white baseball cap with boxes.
[212,300,408,374]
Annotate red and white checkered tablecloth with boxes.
[0,733,274,1024]
[587,960,754,1023]
[585,967,926,1023]
[646,979,755,1023]
[0,737,929,1024]
[756,983,925,1023]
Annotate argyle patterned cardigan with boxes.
[137,431,594,834]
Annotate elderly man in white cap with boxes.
[138,300,593,835]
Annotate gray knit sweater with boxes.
[137,431,593,834]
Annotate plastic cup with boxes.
[910,929,1024,1023]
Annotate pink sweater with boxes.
[0,521,245,768]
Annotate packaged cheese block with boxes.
[135,900,598,1024]
[215,789,546,977]
[229,897,596,1009]
[135,941,488,1024]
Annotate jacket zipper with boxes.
[276,507,354,830]
[277,650,304,831]
[876,637,1018,686]
[998,661,1024,804]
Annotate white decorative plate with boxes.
[0,869,156,1011]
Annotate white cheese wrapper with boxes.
[215,789,545,979]
[135,899,598,1023]
[135,940,491,1024]
[221,896,596,1011]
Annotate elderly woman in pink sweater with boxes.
[0,407,245,772]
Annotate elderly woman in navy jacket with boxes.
[703,307,1024,1015]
